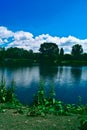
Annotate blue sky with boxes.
[0,0,87,53]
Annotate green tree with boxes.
[59,48,64,56]
[6,47,29,59]
[39,42,59,55]
[71,44,83,57]
[39,42,59,64]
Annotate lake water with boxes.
[0,65,87,105]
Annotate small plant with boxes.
[79,119,87,130]
[0,76,21,109]
[48,84,56,105]
[28,81,65,116]
[0,76,7,103]
[30,79,47,116]
[37,79,46,105]
[6,80,16,103]
[33,79,46,106]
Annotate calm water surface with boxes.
[0,66,87,104]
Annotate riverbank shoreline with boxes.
[0,105,86,130]
[1,59,87,67]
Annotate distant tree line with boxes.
[0,43,87,65]
[39,43,87,65]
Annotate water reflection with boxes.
[39,65,58,79]
[0,66,40,88]
[55,67,74,87]
[71,67,82,82]
[0,66,87,104]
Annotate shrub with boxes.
[0,76,20,105]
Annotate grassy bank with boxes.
[0,109,83,130]
[0,102,87,130]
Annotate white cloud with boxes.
[14,31,33,41]
[0,26,87,53]
[0,26,14,38]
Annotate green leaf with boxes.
[45,100,49,105]
[2,97,6,102]
[49,107,55,112]
[53,98,56,104]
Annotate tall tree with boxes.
[39,42,59,55]
[59,48,64,56]
[71,44,83,57]
[39,42,59,64]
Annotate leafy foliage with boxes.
[0,76,7,103]
[71,44,83,57]
[28,80,87,117]
[39,42,59,55]
[39,42,59,64]
[0,76,21,106]
[79,118,87,130]
[28,81,64,116]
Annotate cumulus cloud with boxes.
[0,26,14,38]
[0,26,87,53]
[14,31,33,41]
